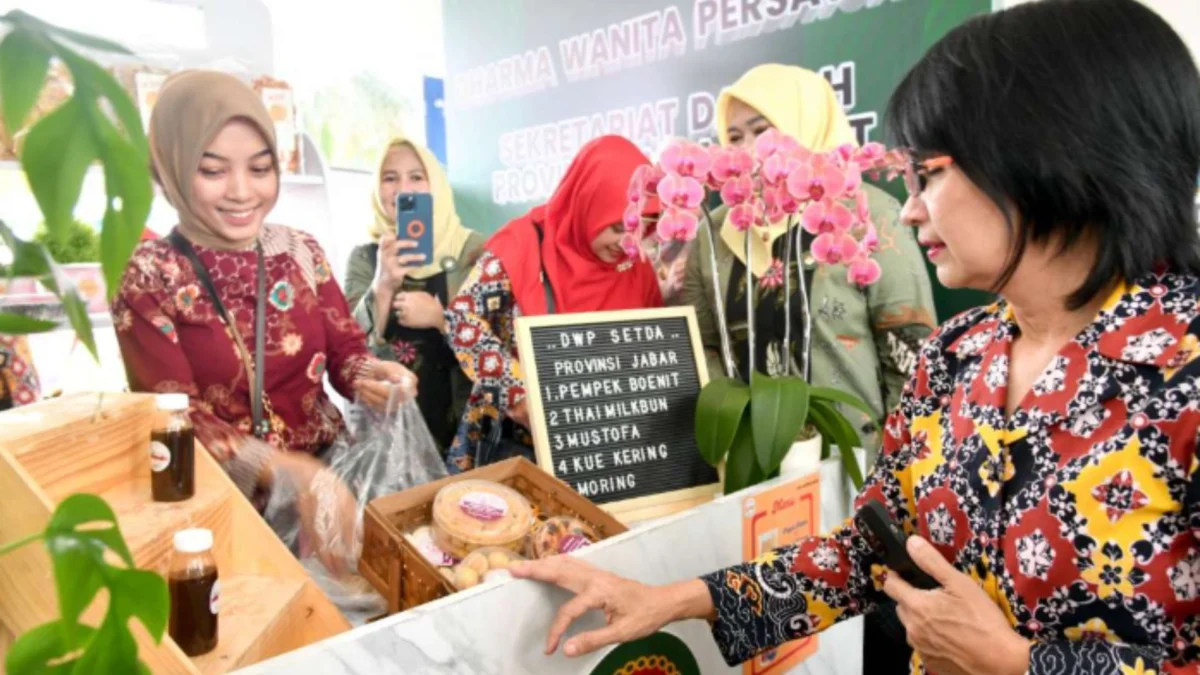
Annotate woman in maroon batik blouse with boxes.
[113,71,416,570]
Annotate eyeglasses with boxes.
[903,155,954,198]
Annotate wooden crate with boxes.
[0,392,350,673]
[361,457,628,614]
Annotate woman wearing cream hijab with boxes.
[681,62,933,673]
[113,70,417,575]
[343,137,485,452]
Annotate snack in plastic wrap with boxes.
[263,387,447,625]
[430,479,533,559]
[403,525,458,568]
[451,547,526,590]
[530,516,599,559]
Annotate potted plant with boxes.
[0,10,163,674]
[625,132,905,494]
[34,219,107,314]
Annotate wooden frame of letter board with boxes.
[515,306,721,522]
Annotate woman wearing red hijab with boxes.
[442,135,662,473]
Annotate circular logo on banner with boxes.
[406,219,426,239]
[588,632,701,675]
[209,579,221,615]
[150,442,171,472]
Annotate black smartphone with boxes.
[395,192,434,263]
[854,500,940,590]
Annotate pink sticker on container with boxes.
[459,491,508,522]
[419,538,457,567]
[559,534,591,554]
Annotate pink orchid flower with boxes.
[761,151,800,188]
[657,207,700,242]
[761,184,801,223]
[860,220,880,254]
[786,155,847,203]
[843,161,863,195]
[623,201,644,233]
[855,190,871,223]
[620,233,641,260]
[661,140,712,180]
[727,200,765,232]
[801,199,854,235]
[835,143,857,163]
[631,164,665,198]
[720,174,754,207]
[847,256,882,287]
[657,173,704,211]
[710,145,754,185]
[854,142,887,165]
[812,233,860,265]
[753,128,800,161]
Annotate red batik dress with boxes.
[112,224,372,494]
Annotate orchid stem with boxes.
[795,223,812,382]
[745,226,755,383]
[700,203,739,381]
[782,215,793,370]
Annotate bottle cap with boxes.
[174,528,214,554]
[156,393,190,412]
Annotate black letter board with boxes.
[516,307,721,521]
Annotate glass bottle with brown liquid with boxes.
[151,393,194,502]
[168,528,219,656]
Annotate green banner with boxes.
[442,0,995,320]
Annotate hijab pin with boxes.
[440,256,457,272]
[617,260,633,273]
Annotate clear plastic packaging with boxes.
[264,387,447,624]
[451,546,527,590]
[529,516,599,559]
[429,479,534,559]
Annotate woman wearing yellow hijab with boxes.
[681,63,933,674]
[684,63,936,452]
[343,137,485,452]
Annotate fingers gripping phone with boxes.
[854,500,940,590]
[396,193,434,264]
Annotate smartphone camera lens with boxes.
[397,196,415,211]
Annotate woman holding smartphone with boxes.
[343,136,485,453]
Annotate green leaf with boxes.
[43,494,133,633]
[5,621,94,674]
[695,377,750,466]
[45,494,133,567]
[0,312,58,333]
[809,400,865,491]
[72,609,139,675]
[809,386,879,427]
[723,416,763,494]
[93,116,150,297]
[109,569,170,642]
[20,97,99,240]
[750,376,810,475]
[0,28,52,133]
[0,221,52,279]
[3,10,134,55]
[33,248,98,361]
[58,50,147,149]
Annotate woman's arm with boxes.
[443,251,527,420]
[344,243,386,339]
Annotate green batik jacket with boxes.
[682,184,936,462]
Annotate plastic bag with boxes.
[264,386,448,624]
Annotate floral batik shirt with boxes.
[443,250,532,473]
[703,271,1200,674]
[0,335,40,409]
[112,225,372,494]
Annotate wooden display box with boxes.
[0,393,349,673]
[361,457,628,615]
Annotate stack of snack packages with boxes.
[404,480,600,591]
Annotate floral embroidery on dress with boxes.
[269,280,295,311]
[391,340,417,365]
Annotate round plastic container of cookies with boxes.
[430,479,534,559]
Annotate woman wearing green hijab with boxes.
[343,137,485,453]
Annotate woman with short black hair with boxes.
[511,2,1200,673]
